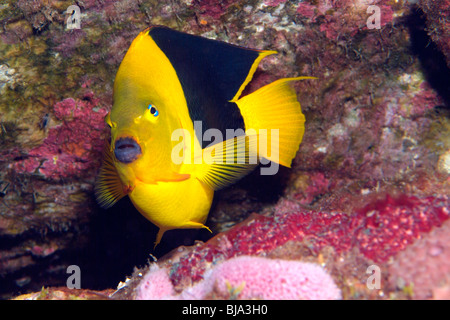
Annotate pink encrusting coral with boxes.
[135,256,341,300]
[263,0,287,7]
[191,256,341,300]
[352,195,450,262]
[190,0,236,20]
[168,195,449,288]
[387,219,450,299]
[135,265,176,300]
[297,0,395,40]
[12,92,108,180]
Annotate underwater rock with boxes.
[0,64,19,94]
[12,93,108,181]
[12,286,113,300]
[419,0,450,68]
[110,194,446,300]
[158,195,448,291]
[1,0,449,300]
[387,218,450,299]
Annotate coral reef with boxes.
[133,194,447,298]
[12,93,108,181]
[387,219,450,299]
[135,256,341,300]
[13,286,113,300]
[1,0,449,300]
[419,0,450,68]
[135,264,176,300]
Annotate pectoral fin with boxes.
[95,143,127,209]
[196,134,258,190]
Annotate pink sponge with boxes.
[195,256,341,300]
[135,264,175,300]
[136,256,341,300]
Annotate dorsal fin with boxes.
[147,26,276,147]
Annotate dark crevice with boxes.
[407,6,450,109]
[0,196,214,299]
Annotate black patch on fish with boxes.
[148,26,263,148]
[114,137,142,163]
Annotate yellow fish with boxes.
[95,26,314,246]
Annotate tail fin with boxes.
[234,76,315,167]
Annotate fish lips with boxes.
[114,137,142,164]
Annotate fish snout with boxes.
[114,137,142,163]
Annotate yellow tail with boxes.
[234,76,315,167]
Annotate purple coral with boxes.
[135,256,341,300]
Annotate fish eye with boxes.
[148,104,159,117]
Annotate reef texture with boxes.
[1,0,450,299]
[418,0,450,68]
[109,194,447,300]
[387,218,450,299]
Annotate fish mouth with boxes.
[114,137,142,164]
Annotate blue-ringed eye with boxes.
[148,104,159,117]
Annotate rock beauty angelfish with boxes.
[95,26,314,246]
